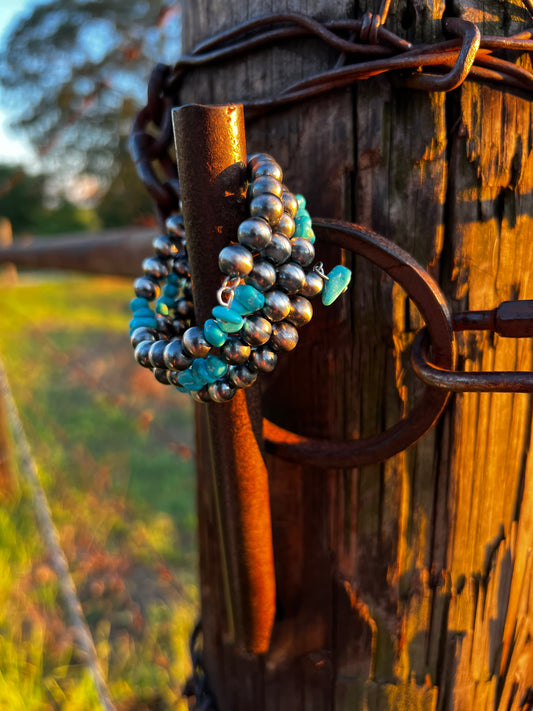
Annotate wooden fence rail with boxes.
[0,226,154,278]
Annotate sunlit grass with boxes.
[0,273,198,710]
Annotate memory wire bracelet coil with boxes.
[129,152,352,404]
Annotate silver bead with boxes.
[245,259,277,291]
[277,212,295,239]
[165,215,186,240]
[134,341,153,368]
[241,315,272,346]
[300,270,324,298]
[142,257,169,280]
[208,381,236,403]
[275,262,306,294]
[182,327,211,358]
[153,367,172,384]
[270,322,299,352]
[163,339,193,370]
[287,295,313,327]
[220,336,251,364]
[250,346,278,372]
[148,340,168,368]
[190,386,211,403]
[262,290,291,321]
[281,190,298,218]
[237,217,272,251]
[290,237,315,267]
[250,193,284,226]
[249,156,283,182]
[262,233,292,265]
[228,364,258,389]
[153,235,179,257]
[219,244,254,276]
[249,176,283,198]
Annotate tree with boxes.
[0,0,181,187]
[0,164,100,235]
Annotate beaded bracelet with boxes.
[129,153,351,403]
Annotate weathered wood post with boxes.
[178,0,533,708]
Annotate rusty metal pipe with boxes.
[173,103,275,654]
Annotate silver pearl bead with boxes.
[241,315,272,346]
[208,381,236,403]
[250,193,284,226]
[190,386,211,403]
[134,341,153,368]
[262,290,291,321]
[237,217,272,251]
[281,190,298,218]
[300,270,324,298]
[270,322,299,351]
[250,157,283,182]
[148,340,168,368]
[163,339,193,370]
[290,237,315,267]
[153,367,172,384]
[143,257,169,280]
[182,327,211,358]
[220,336,251,364]
[287,295,313,327]
[275,262,306,294]
[153,235,179,257]
[262,233,292,265]
[249,176,283,198]
[165,215,186,240]
[228,364,258,389]
[245,259,277,291]
[250,346,278,373]
[277,212,295,239]
[219,244,254,276]
[131,327,157,349]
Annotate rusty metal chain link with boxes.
[130,6,533,225]
[183,623,218,711]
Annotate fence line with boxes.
[0,356,118,711]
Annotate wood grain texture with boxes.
[178,0,533,708]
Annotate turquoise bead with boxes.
[322,265,352,306]
[295,194,306,209]
[294,214,315,243]
[191,359,212,384]
[177,368,204,391]
[167,273,180,285]
[233,285,265,314]
[163,284,179,298]
[130,297,151,312]
[130,307,153,317]
[204,319,227,347]
[156,296,175,314]
[129,316,157,330]
[205,355,228,380]
[212,305,244,333]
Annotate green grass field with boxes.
[0,273,198,710]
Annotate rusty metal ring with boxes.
[411,326,533,392]
[263,218,455,468]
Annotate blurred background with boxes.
[0,2,199,709]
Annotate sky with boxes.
[0,0,43,168]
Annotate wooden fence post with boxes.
[178,1,533,709]
[0,218,15,499]
[0,218,17,285]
